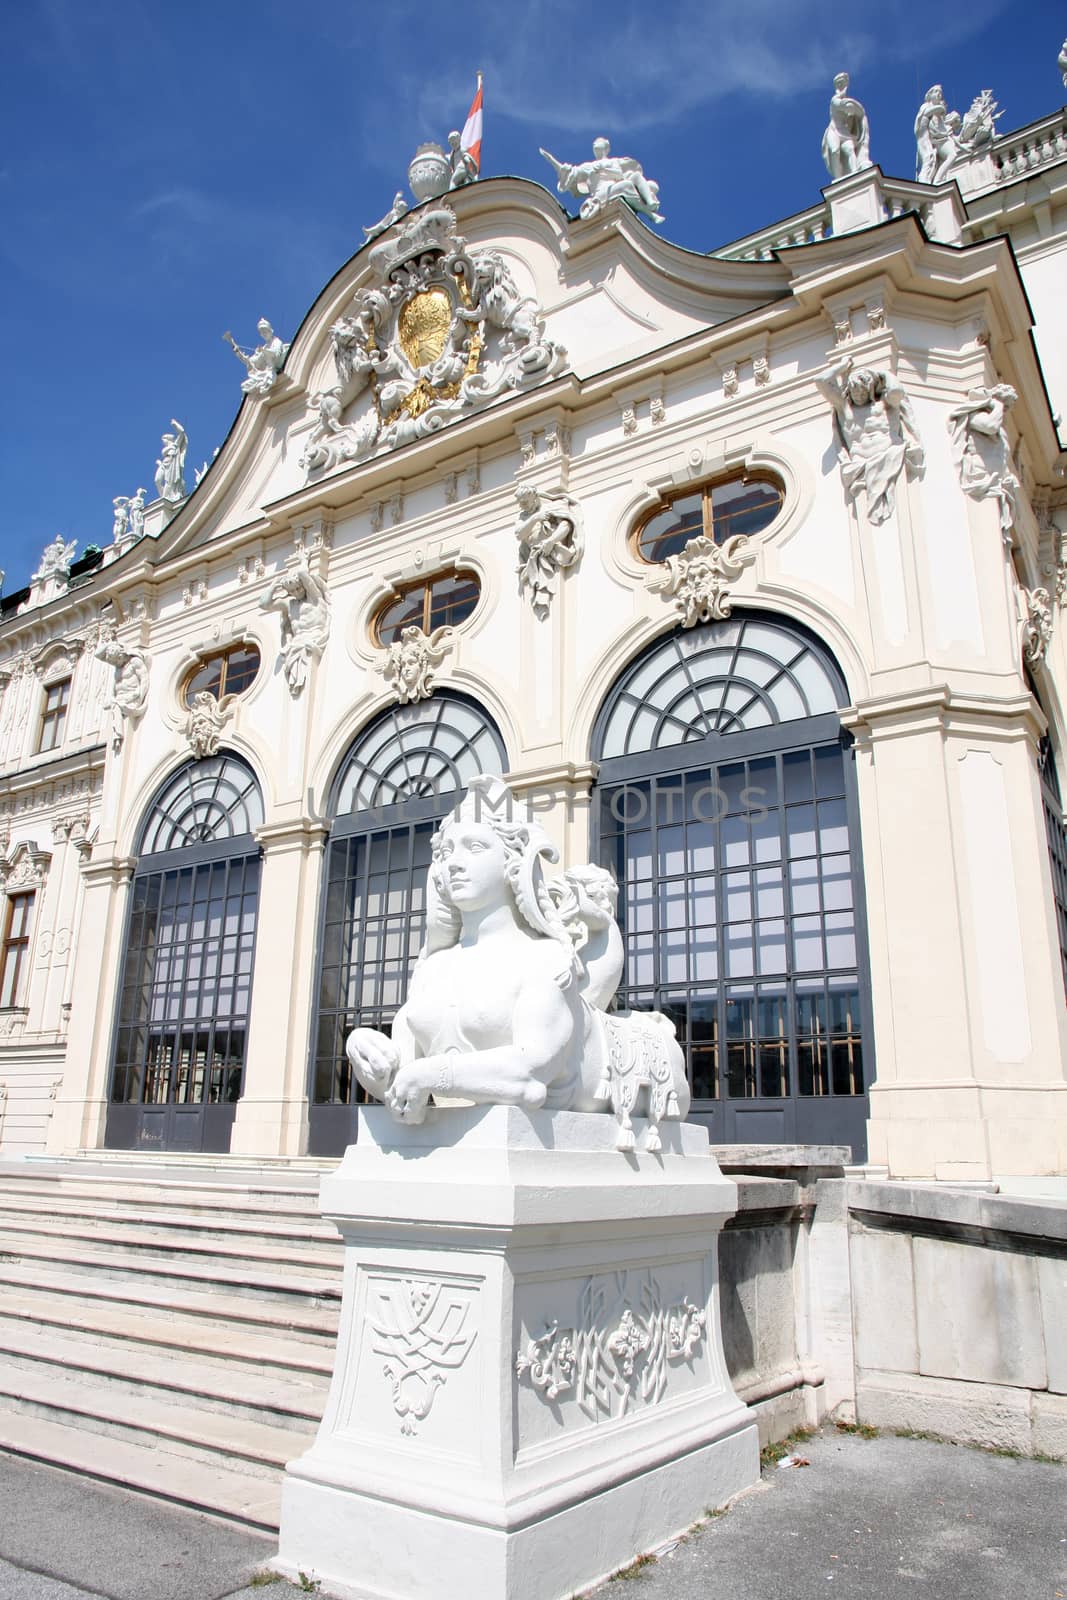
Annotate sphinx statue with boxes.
[346,775,690,1150]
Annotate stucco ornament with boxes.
[1022,586,1054,666]
[378,624,453,704]
[514,483,584,617]
[540,138,663,224]
[300,206,565,477]
[224,318,289,396]
[649,533,755,626]
[154,420,188,506]
[821,72,872,180]
[816,353,925,525]
[948,384,1019,540]
[259,560,331,695]
[915,85,1002,182]
[345,775,691,1151]
[94,633,149,752]
[186,691,226,759]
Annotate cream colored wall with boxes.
[14,187,1067,1175]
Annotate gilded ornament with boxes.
[398,290,453,369]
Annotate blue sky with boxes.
[2,0,1064,594]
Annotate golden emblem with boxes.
[398,290,453,369]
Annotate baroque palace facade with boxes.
[2,77,1067,1181]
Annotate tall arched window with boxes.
[592,614,872,1156]
[309,695,506,1154]
[105,754,264,1154]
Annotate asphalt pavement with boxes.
[0,1427,1063,1600]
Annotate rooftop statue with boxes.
[18,536,77,612]
[540,137,664,225]
[154,420,187,506]
[363,191,409,243]
[345,775,690,1151]
[128,487,146,541]
[915,85,1003,183]
[1060,38,1067,90]
[223,318,289,396]
[816,352,925,525]
[111,496,130,545]
[447,130,478,188]
[821,72,872,180]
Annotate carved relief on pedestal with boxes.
[378,626,453,705]
[300,207,565,478]
[648,533,755,627]
[368,1274,478,1436]
[514,484,584,618]
[516,1270,707,1420]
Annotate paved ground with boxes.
[0,1428,1063,1600]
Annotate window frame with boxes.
[371,568,482,647]
[632,472,785,566]
[181,643,261,709]
[37,677,71,754]
[0,892,35,1009]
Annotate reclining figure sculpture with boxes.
[346,774,690,1151]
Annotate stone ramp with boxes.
[0,1158,342,1532]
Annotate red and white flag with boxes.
[460,73,483,173]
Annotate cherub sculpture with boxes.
[345,775,691,1151]
[822,73,871,180]
[815,353,924,525]
[540,138,664,224]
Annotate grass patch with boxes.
[296,1575,321,1595]
[760,1425,815,1468]
[248,1575,281,1590]
[891,1427,1063,1464]
[612,1551,655,1581]
[834,1420,880,1439]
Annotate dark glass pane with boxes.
[708,477,783,542]
[636,495,704,563]
[428,573,480,631]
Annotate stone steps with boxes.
[0,1407,284,1531]
[0,1163,342,1531]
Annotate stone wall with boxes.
[848,1181,1067,1459]
[721,1164,1067,1461]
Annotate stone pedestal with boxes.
[276,1105,758,1600]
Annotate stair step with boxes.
[0,1291,334,1375]
[0,1406,284,1532]
[0,1324,329,1424]
[0,1214,342,1270]
[0,1261,339,1339]
[0,1237,342,1303]
[0,1193,339,1243]
[0,1360,315,1475]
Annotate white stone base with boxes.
[276,1105,758,1600]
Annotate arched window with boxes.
[106,754,264,1154]
[309,695,506,1154]
[592,613,871,1156]
[1038,734,1067,997]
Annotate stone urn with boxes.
[407,143,452,203]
